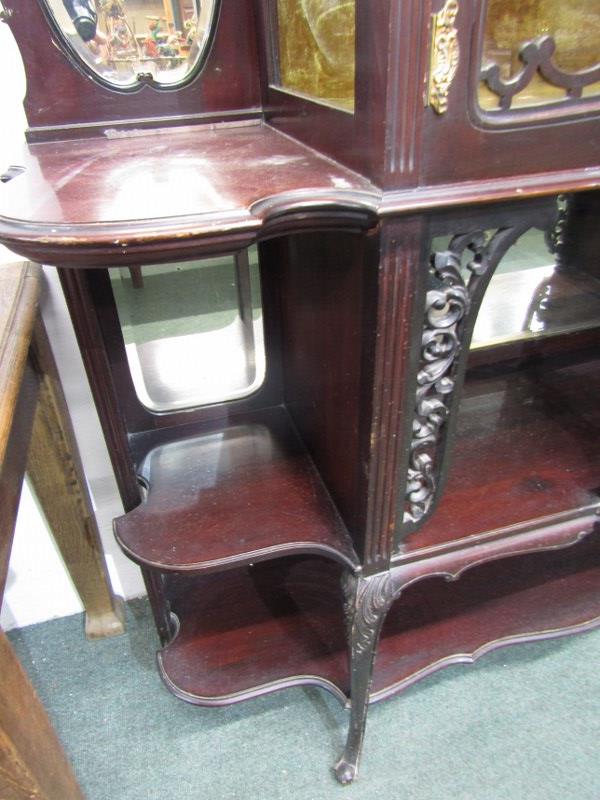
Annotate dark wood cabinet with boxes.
[1,0,599,782]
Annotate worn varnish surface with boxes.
[2,0,598,781]
[0,123,377,265]
[114,407,358,572]
[2,121,599,269]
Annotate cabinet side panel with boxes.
[258,0,390,184]
[278,231,378,560]
[58,268,141,512]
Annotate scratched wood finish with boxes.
[0,123,378,268]
[0,631,84,800]
[1,0,599,782]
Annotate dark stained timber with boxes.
[374,530,600,700]
[114,407,359,573]
[404,352,600,553]
[153,533,600,707]
[2,0,600,785]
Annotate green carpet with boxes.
[8,600,600,800]
[111,251,261,346]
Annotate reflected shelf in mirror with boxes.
[111,248,265,412]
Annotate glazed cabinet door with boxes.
[418,0,600,187]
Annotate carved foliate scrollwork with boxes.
[341,572,394,657]
[481,35,600,111]
[545,194,571,258]
[404,227,530,524]
[428,0,460,114]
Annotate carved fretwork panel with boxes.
[480,35,600,112]
[403,204,559,528]
[478,0,600,113]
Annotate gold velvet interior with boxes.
[275,0,355,111]
[479,0,600,110]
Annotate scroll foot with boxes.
[334,758,358,785]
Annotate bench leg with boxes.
[26,317,125,639]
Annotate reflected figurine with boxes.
[101,0,139,61]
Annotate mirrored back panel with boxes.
[44,0,218,88]
[111,248,265,412]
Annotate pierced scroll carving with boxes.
[545,194,572,258]
[481,35,600,111]
[404,224,537,524]
[428,0,459,114]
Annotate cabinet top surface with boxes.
[1,120,599,266]
[0,122,378,264]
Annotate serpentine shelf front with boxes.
[0,121,378,267]
[2,120,599,268]
[114,406,359,573]
[155,531,600,708]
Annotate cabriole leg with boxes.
[335,571,394,784]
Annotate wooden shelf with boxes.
[156,532,600,707]
[114,407,358,572]
[160,557,349,704]
[0,122,376,266]
[373,529,600,700]
[404,351,600,554]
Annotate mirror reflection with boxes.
[473,229,600,349]
[111,248,265,412]
[431,224,600,351]
[47,0,217,87]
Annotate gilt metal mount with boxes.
[427,0,460,114]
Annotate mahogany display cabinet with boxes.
[1,0,599,783]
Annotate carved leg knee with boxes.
[335,572,393,784]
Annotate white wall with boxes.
[0,21,146,631]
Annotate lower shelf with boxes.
[372,529,600,700]
[158,530,600,707]
[159,557,349,704]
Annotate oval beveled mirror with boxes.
[44,0,218,89]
